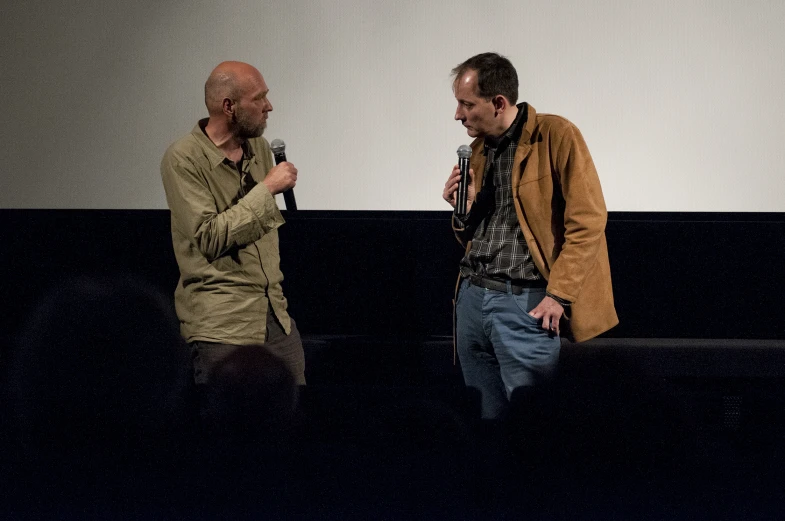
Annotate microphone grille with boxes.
[457,145,472,159]
[270,139,286,153]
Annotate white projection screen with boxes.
[1,0,783,211]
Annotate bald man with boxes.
[161,61,305,386]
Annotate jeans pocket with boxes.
[511,290,546,324]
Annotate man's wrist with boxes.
[546,292,571,308]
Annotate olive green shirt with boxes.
[161,119,290,344]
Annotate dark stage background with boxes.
[2,209,783,341]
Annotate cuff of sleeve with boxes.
[244,183,285,233]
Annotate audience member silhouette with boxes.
[506,347,697,520]
[186,344,305,518]
[200,344,298,442]
[2,275,192,518]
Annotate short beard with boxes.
[233,109,265,139]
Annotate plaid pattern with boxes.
[460,103,542,281]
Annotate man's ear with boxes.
[492,95,508,112]
[222,98,235,116]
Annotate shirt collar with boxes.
[483,102,528,156]
[190,118,256,169]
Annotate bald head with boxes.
[202,61,272,143]
[204,61,264,115]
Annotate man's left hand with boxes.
[528,296,564,335]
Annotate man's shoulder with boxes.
[530,112,586,149]
[534,112,578,134]
[162,127,213,169]
[165,126,208,156]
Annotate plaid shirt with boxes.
[459,103,542,281]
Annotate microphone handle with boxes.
[283,189,297,211]
[455,156,469,216]
[273,151,297,212]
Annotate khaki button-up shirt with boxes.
[161,120,289,344]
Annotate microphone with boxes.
[455,145,472,217]
[269,139,297,211]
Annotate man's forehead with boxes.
[454,71,479,97]
[243,73,268,95]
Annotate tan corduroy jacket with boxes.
[453,104,618,342]
[161,120,290,345]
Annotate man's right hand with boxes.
[442,164,475,213]
[263,162,298,195]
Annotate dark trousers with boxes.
[190,313,306,386]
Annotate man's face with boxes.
[234,74,273,139]
[454,71,498,139]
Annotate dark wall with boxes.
[1,209,784,342]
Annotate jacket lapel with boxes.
[511,103,536,187]
[509,104,550,278]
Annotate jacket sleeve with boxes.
[161,151,284,263]
[451,214,475,248]
[546,124,608,303]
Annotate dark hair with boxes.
[451,52,518,105]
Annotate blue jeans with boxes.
[456,279,561,420]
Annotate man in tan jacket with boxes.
[443,53,617,420]
[161,62,305,386]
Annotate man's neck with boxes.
[486,104,519,144]
[204,118,244,162]
[498,104,519,136]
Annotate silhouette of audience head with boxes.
[201,344,298,442]
[6,274,190,462]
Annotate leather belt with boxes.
[468,274,546,295]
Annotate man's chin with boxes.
[240,126,265,139]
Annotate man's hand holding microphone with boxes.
[263,160,297,196]
[265,138,298,211]
[443,145,475,217]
